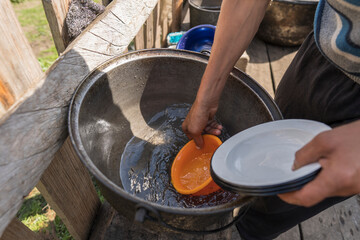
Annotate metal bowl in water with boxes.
[68,49,282,233]
[257,0,319,46]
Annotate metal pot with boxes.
[189,0,222,27]
[68,49,282,233]
[257,0,319,46]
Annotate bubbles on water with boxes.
[120,103,239,208]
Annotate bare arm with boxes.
[182,0,270,147]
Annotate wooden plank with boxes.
[245,37,274,98]
[0,218,39,240]
[180,0,190,31]
[37,138,101,240]
[171,0,183,32]
[301,196,360,240]
[146,11,155,49]
[160,0,172,46]
[275,226,301,240]
[0,0,159,237]
[89,202,117,240]
[40,1,101,238]
[154,2,162,48]
[0,0,43,124]
[98,210,237,240]
[266,43,298,90]
[333,196,360,239]
[42,0,71,54]
[301,206,343,239]
[135,25,145,50]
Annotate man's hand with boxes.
[182,99,222,148]
[278,120,360,207]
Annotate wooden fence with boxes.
[0,0,183,239]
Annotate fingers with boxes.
[204,120,223,135]
[278,169,332,207]
[192,135,204,149]
[293,131,331,170]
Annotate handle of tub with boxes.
[134,203,249,235]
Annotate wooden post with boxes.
[0,0,159,237]
[0,0,43,124]
[160,0,172,46]
[135,25,145,50]
[42,0,71,55]
[154,2,162,48]
[0,218,40,240]
[146,11,155,48]
[40,1,101,239]
[135,0,173,50]
[37,139,100,240]
[171,0,183,32]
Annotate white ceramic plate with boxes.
[211,119,331,188]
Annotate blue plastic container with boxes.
[176,24,216,54]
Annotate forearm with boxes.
[196,0,270,106]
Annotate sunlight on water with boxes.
[120,103,239,208]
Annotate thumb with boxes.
[293,133,329,170]
[193,134,204,149]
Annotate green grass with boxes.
[16,3,50,41]
[13,0,59,72]
[38,45,59,71]
[16,188,73,239]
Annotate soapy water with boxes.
[120,103,239,208]
[180,152,212,190]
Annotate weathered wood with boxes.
[0,0,158,237]
[301,196,360,240]
[97,210,237,240]
[275,226,301,240]
[300,206,343,239]
[0,218,40,240]
[0,0,43,124]
[245,37,274,98]
[89,202,117,240]
[160,0,172,46]
[266,43,298,90]
[171,0,183,32]
[135,25,145,50]
[135,0,172,50]
[154,2,162,48]
[37,138,101,240]
[41,1,102,239]
[235,52,249,73]
[333,196,360,239]
[180,0,190,31]
[146,11,155,49]
[42,0,71,54]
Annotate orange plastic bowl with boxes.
[171,134,222,195]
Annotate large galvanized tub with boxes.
[69,49,282,233]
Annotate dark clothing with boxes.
[236,32,360,240]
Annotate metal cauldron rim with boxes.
[68,49,282,215]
